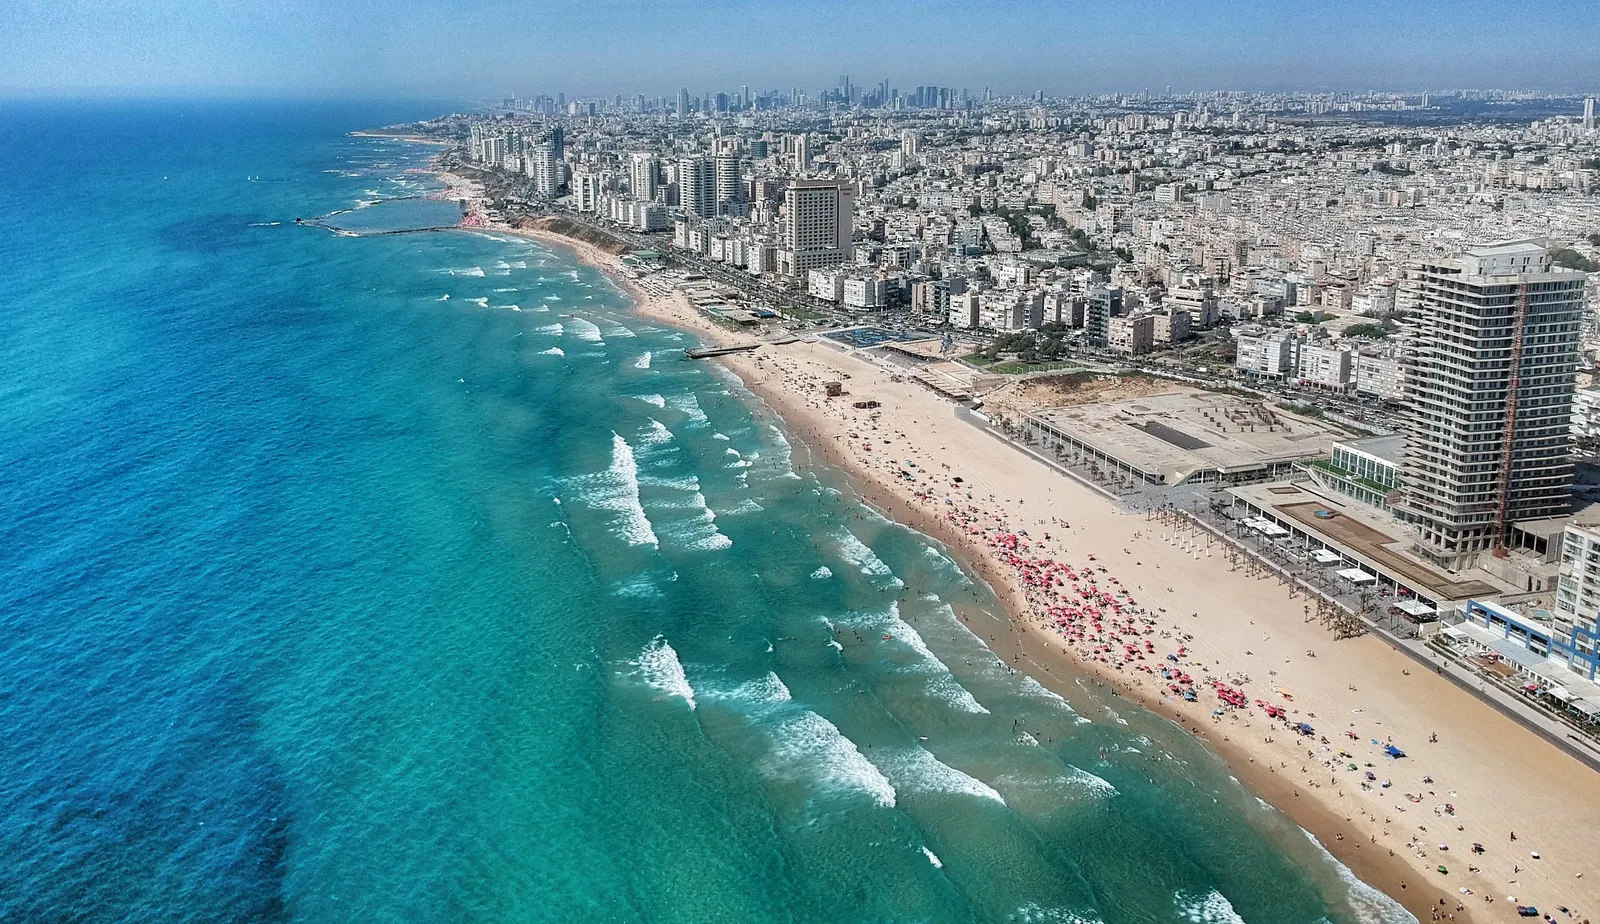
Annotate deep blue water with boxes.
[0,100,1413,924]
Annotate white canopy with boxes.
[1338,568,1377,584]
[1394,598,1437,617]
[1311,549,1341,564]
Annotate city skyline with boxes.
[4,0,1600,97]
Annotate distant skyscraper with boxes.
[1397,239,1587,569]
[1420,91,1430,108]
[781,179,852,277]
[677,156,716,219]
[677,87,690,117]
[1585,97,1596,132]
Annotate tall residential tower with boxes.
[1396,240,1586,569]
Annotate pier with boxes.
[683,344,761,359]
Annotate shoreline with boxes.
[469,216,1599,924]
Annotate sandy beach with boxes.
[487,221,1600,924]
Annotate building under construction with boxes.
[1396,239,1587,570]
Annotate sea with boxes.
[0,100,1417,924]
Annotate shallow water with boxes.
[0,99,1413,924]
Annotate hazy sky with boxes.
[4,0,1597,97]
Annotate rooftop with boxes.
[1227,480,1514,605]
[1027,390,1344,484]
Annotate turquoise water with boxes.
[0,100,1413,924]
[319,195,465,233]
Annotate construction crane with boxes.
[1492,283,1528,558]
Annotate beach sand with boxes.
[495,223,1600,924]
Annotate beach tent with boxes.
[1384,744,1406,759]
[1337,568,1377,584]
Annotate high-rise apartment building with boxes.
[713,140,742,215]
[1396,239,1586,569]
[677,87,690,117]
[1085,286,1123,348]
[1585,97,1596,132]
[573,172,601,212]
[780,179,853,277]
[629,153,659,201]
[793,134,812,172]
[677,156,717,219]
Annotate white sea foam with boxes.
[846,603,988,714]
[835,531,898,583]
[811,566,833,579]
[448,266,485,277]
[718,671,792,705]
[882,747,1005,804]
[638,393,666,408]
[712,432,730,441]
[1063,766,1118,798]
[1175,890,1246,924]
[667,393,709,425]
[539,347,565,356]
[673,492,732,551]
[633,351,652,369]
[633,636,695,710]
[579,433,658,547]
[537,323,563,335]
[568,317,604,342]
[723,499,763,516]
[613,575,662,599]
[921,847,943,869]
[467,297,489,308]
[599,320,637,338]
[642,419,674,445]
[1018,675,1074,710]
[1301,829,1418,924]
[765,711,897,808]
[725,448,742,457]
[1009,905,1104,924]
[493,287,517,293]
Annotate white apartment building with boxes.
[677,156,717,219]
[1353,347,1406,402]
[1549,524,1600,680]
[1297,343,1354,390]
[842,276,888,310]
[808,268,844,302]
[948,291,981,329]
[1235,329,1296,377]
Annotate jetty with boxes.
[684,344,761,359]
